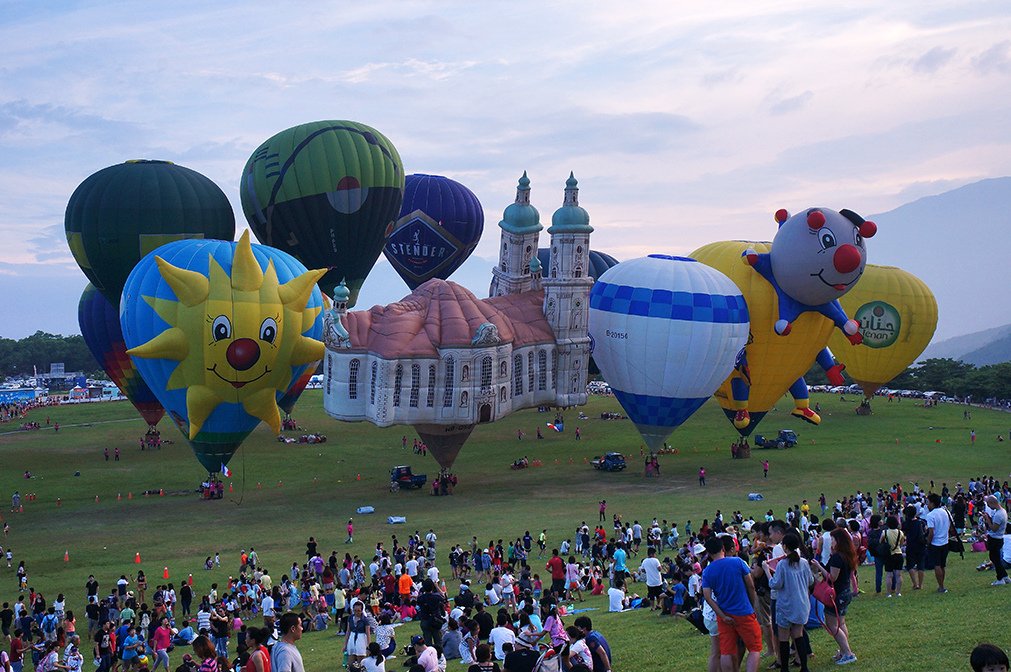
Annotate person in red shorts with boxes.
[701,535,762,672]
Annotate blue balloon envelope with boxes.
[538,247,618,281]
[78,283,165,428]
[383,174,484,289]
[588,255,749,451]
[120,234,325,471]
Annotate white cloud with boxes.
[0,0,1010,340]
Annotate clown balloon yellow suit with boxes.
[120,232,325,472]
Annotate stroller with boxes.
[533,648,563,672]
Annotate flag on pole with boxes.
[221,463,232,478]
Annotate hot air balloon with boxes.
[587,255,749,452]
[537,247,617,281]
[120,232,326,472]
[383,174,484,289]
[65,160,235,305]
[78,283,165,428]
[240,120,404,306]
[691,205,877,435]
[827,264,937,399]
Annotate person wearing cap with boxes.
[411,635,438,672]
[64,644,84,672]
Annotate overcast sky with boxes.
[2,1,1009,341]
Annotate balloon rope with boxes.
[230,448,245,507]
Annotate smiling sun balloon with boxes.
[120,231,326,472]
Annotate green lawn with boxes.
[1,391,1007,671]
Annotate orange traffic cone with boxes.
[356,473,361,481]
[228,482,233,493]
[95,495,100,503]
[135,552,142,564]
[64,550,69,562]
[159,489,165,497]
[18,505,23,512]
[188,574,193,586]
[163,566,169,579]
[117,493,122,501]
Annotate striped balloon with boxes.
[588,255,749,451]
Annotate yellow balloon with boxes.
[827,264,937,397]
[692,241,838,435]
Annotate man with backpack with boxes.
[39,608,58,644]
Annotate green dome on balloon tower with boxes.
[498,171,542,235]
[548,172,593,234]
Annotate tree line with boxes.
[807,357,1011,401]
[0,331,99,379]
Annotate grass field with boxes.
[1,391,1008,671]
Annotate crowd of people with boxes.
[5,471,1011,672]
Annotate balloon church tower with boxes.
[543,173,593,408]
[489,172,541,297]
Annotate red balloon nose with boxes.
[226,338,260,371]
[833,244,862,274]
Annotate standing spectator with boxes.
[923,493,952,593]
[598,501,606,523]
[545,551,566,597]
[983,495,1009,586]
[813,529,858,665]
[639,548,663,610]
[762,459,769,478]
[346,520,354,544]
[698,466,706,487]
[416,580,446,648]
[882,516,906,597]
[902,505,926,591]
[701,536,762,672]
[151,617,172,672]
[344,601,371,668]
[763,532,813,672]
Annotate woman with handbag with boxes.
[812,529,858,666]
[882,516,905,597]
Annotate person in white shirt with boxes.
[607,578,628,612]
[426,563,439,584]
[983,495,1009,585]
[639,547,663,609]
[485,583,501,606]
[488,615,516,660]
[405,558,419,578]
[923,493,952,593]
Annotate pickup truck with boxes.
[591,452,627,471]
[753,430,798,449]
[390,465,427,491]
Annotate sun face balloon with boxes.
[121,232,325,470]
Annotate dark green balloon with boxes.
[65,160,236,305]
[240,121,404,306]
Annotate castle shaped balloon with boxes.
[322,173,593,473]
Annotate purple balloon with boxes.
[383,174,484,289]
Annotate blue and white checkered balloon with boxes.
[588,254,749,451]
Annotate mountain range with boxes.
[921,322,1011,366]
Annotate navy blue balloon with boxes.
[382,174,484,289]
[538,247,619,281]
